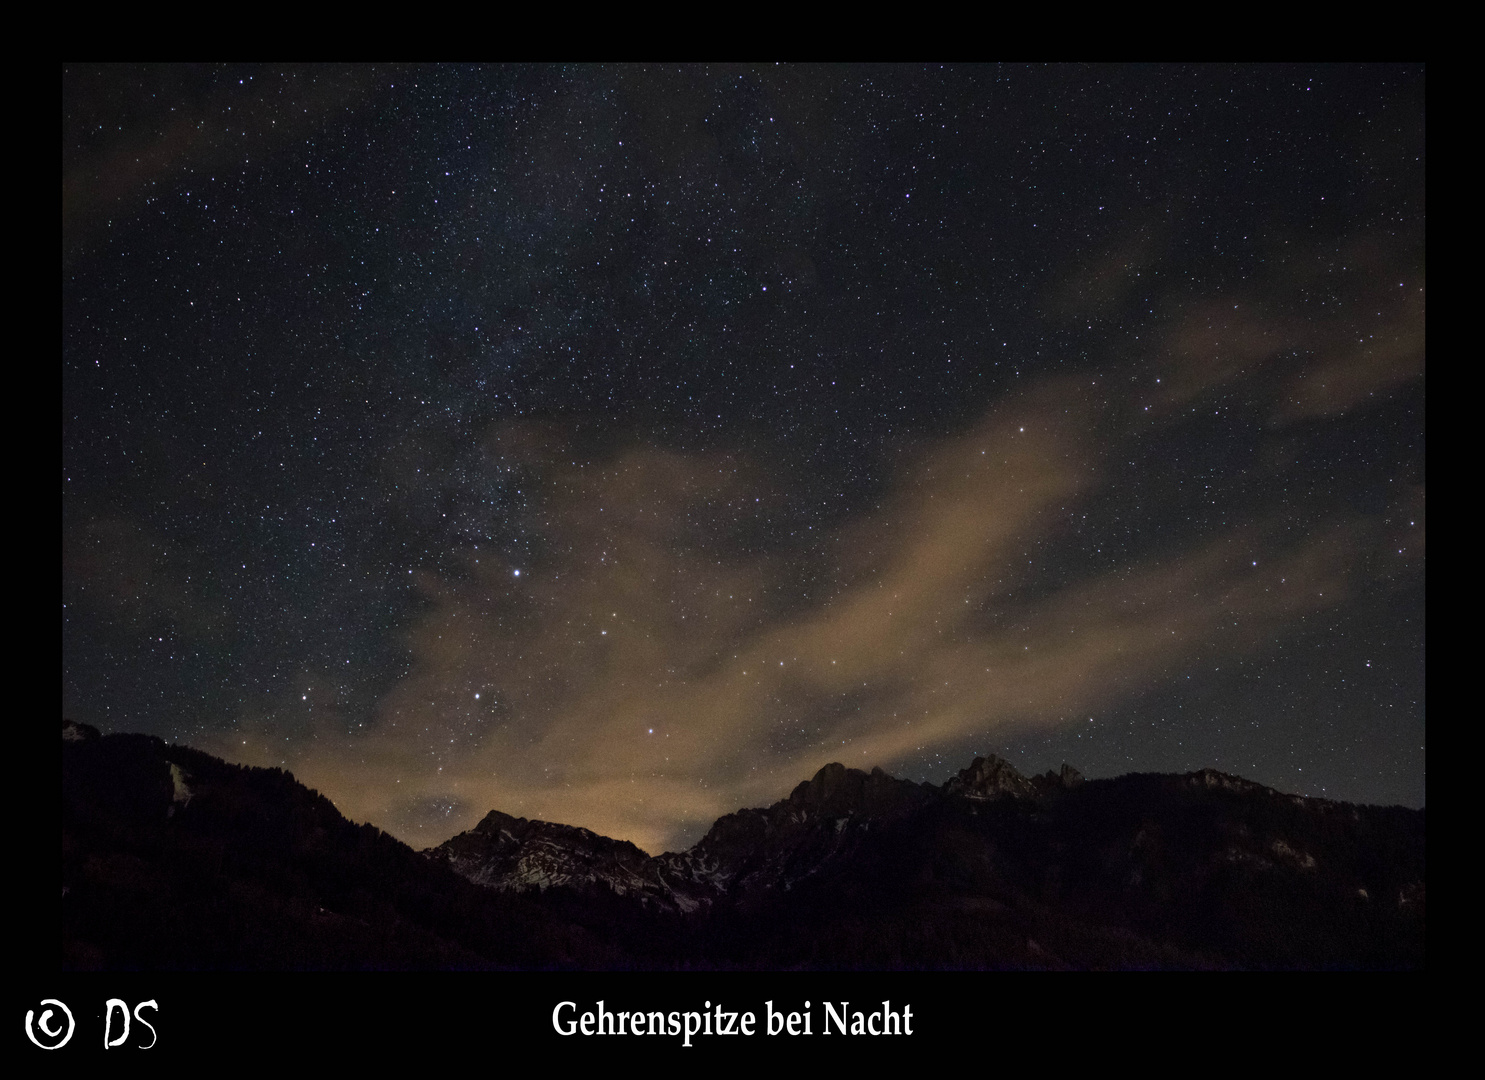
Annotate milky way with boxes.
[64,65,1424,852]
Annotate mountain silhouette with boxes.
[63,721,1424,969]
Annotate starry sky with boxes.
[63,64,1425,854]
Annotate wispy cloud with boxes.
[217,372,1367,853]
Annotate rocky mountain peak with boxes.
[1186,768,1263,795]
[434,808,652,894]
[941,755,1085,801]
[943,754,1038,799]
[784,761,930,818]
[63,719,101,742]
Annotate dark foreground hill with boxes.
[63,721,1424,969]
[62,721,641,969]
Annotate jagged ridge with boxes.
[66,721,1425,969]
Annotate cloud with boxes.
[214,374,1367,855]
[1272,284,1425,424]
[1147,231,1424,424]
[211,222,1424,854]
[64,67,383,257]
[1047,223,1165,325]
[1153,298,1299,411]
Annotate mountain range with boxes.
[63,720,1424,969]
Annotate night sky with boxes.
[63,65,1425,855]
